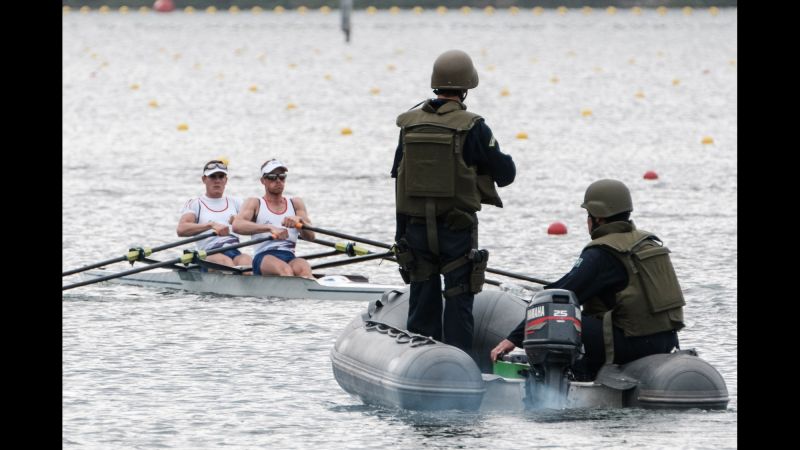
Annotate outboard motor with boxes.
[522,289,582,407]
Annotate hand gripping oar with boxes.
[62,231,216,277]
[296,223,553,285]
[62,234,275,291]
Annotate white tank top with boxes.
[179,195,242,251]
[252,196,298,255]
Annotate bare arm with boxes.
[176,212,227,237]
[232,198,288,239]
[282,197,315,240]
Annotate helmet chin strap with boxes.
[460,90,468,102]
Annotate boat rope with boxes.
[364,321,437,347]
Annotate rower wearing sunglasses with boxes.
[232,159,316,279]
[176,159,254,271]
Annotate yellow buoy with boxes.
[436,6,447,15]
[252,6,263,14]
[139,6,149,13]
[631,6,642,15]
[460,6,471,14]
[320,6,331,14]
[274,6,285,14]
[217,73,225,80]
[387,64,396,71]
[341,127,353,135]
[370,87,381,95]
[709,6,720,16]
[324,73,332,80]
[581,6,592,15]
[119,6,129,14]
[557,6,568,15]
[99,5,110,13]
[148,100,158,108]
[206,6,217,13]
[593,66,603,73]
[581,108,593,117]
[510,6,519,15]
[657,6,667,15]
[606,6,617,15]
[80,6,90,13]
[288,63,297,69]
[484,6,495,15]
[177,123,189,131]
[249,85,258,92]
[413,6,423,14]
[682,7,693,16]
[500,88,510,97]
[672,78,681,86]
[634,91,645,99]
[701,136,714,145]
[229,6,240,13]
[486,64,495,72]
[550,76,559,84]
[366,6,377,14]
[184,6,195,14]
[286,103,297,110]
[130,83,140,90]
[516,132,528,140]
[298,6,308,15]
[628,58,636,65]
[533,6,543,16]
[63,5,70,13]
[389,6,400,14]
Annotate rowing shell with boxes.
[82,268,402,301]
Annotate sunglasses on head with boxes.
[264,173,287,181]
[204,161,227,171]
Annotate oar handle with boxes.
[486,267,552,285]
[62,234,273,291]
[62,231,216,277]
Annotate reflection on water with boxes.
[63,8,736,449]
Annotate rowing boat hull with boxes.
[82,269,401,301]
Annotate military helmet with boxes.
[431,49,479,90]
[581,179,633,218]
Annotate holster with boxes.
[468,248,489,294]
[392,238,415,284]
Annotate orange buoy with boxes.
[153,0,174,13]
[643,170,659,180]
[547,222,567,235]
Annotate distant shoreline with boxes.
[62,1,739,10]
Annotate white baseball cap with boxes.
[203,160,228,176]
[261,159,288,176]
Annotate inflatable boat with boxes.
[330,288,729,411]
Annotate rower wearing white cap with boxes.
[176,158,253,270]
[233,158,316,279]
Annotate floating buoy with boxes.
[682,7,693,16]
[153,0,174,12]
[710,6,720,16]
[606,6,617,15]
[390,6,400,14]
[139,6,149,13]
[184,6,195,13]
[177,123,189,131]
[672,78,681,86]
[533,6,543,15]
[119,6,129,14]
[657,6,667,15]
[249,85,258,92]
[486,64,495,72]
[436,6,447,15]
[286,103,297,110]
[643,170,659,180]
[341,127,353,135]
[550,76,559,84]
[701,136,714,145]
[582,6,592,15]
[366,6,377,14]
[369,87,380,95]
[252,6,263,14]
[298,6,308,14]
[130,83,140,90]
[516,132,528,140]
[548,222,568,235]
[274,6,285,14]
[206,6,217,13]
[320,6,331,14]
[80,6,90,13]
[324,74,332,80]
[557,6,568,15]
[148,100,158,108]
[387,64,396,71]
[509,6,519,15]
[500,88,510,97]
[581,108,593,117]
[634,91,645,99]
[63,6,70,13]
[99,5,110,13]
[631,6,642,15]
[484,6,495,15]
[413,6,423,14]
[229,5,240,13]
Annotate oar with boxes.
[297,223,553,285]
[298,250,342,260]
[62,234,274,291]
[300,236,372,256]
[311,251,395,270]
[62,231,216,277]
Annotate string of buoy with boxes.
[64,5,733,15]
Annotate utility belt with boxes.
[392,209,489,296]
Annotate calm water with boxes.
[63,8,737,449]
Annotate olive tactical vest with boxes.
[396,100,495,217]
[581,222,686,337]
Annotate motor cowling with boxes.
[522,289,582,367]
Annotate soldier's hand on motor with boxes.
[490,339,516,363]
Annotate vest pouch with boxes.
[469,249,489,294]
[476,174,503,207]
[631,246,686,313]
[402,132,455,198]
